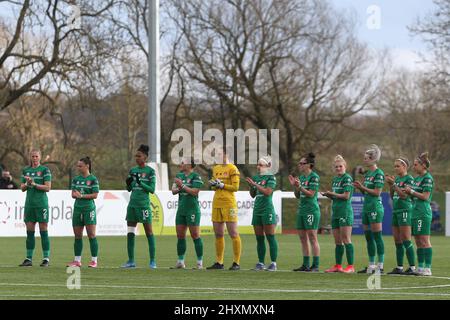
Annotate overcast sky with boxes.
[0,0,437,71]
[328,0,436,70]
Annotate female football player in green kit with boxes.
[385,157,416,275]
[121,145,157,269]
[19,150,52,267]
[67,157,100,268]
[404,152,434,276]
[288,152,320,272]
[322,155,355,273]
[246,156,278,272]
[171,158,204,269]
[353,144,385,274]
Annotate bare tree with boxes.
[409,0,450,104]
[104,0,191,176]
[0,0,118,111]
[166,0,385,177]
[376,70,450,161]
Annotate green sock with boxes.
[147,234,156,262]
[395,243,404,267]
[177,238,186,260]
[256,235,266,263]
[313,256,320,267]
[303,256,310,267]
[193,238,203,260]
[344,243,354,265]
[424,247,432,268]
[40,231,50,259]
[74,238,83,256]
[127,232,135,262]
[89,237,98,257]
[417,248,425,268]
[403,240,415,267]
[372,231,385,263]
[335,244,344,265]
[266,234,278,262]
[26,231,35,260]
[364,230,376,263]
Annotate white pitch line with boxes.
[0,291,217,298]
[2,263,450,280]
[1,282,450,294]
[1,289,450,298]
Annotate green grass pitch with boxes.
[1,234,450,300]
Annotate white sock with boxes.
[75,256,81,262]
[378,263,384,269]
[197,260,203,265]
[397,265,403,270]
[91,257,97,263]
[177,259,184,264]
[410,266,416,271]
[271,262,277,265]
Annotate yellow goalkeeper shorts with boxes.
[212,207,238,223]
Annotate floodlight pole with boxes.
[149,0,160,163]
[147,0,168,190]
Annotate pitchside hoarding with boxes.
[0,191,283,236]
[446,192,450,237]
[0,190,396,236]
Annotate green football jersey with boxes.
[362,168,384,214]
[21,165,52,208]
[72,174,99,208]
[298,171,320,215]
[128,166,156,208]
[252,174,276,216]
[411,172,433,218]
[175,171,203,213]
[392,175,414,213]
[331,173,353,218]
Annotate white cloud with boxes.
[390,48,432,71]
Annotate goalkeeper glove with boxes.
[209,179,224,189]
[216,179,225,189]
[209,179,218,187]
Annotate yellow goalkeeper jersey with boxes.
[212,163,240,208]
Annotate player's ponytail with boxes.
[138,144,150,157]
[416,152,430,169]
[258,156,272,174]
[334,155,346,166]
[365,144,381,162]
[80,156,92,172]
[302,152,316,169]
[258,156,272,167]
[333,155,347,172]
[396,157,410,169]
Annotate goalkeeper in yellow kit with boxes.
[206,148,241,270]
